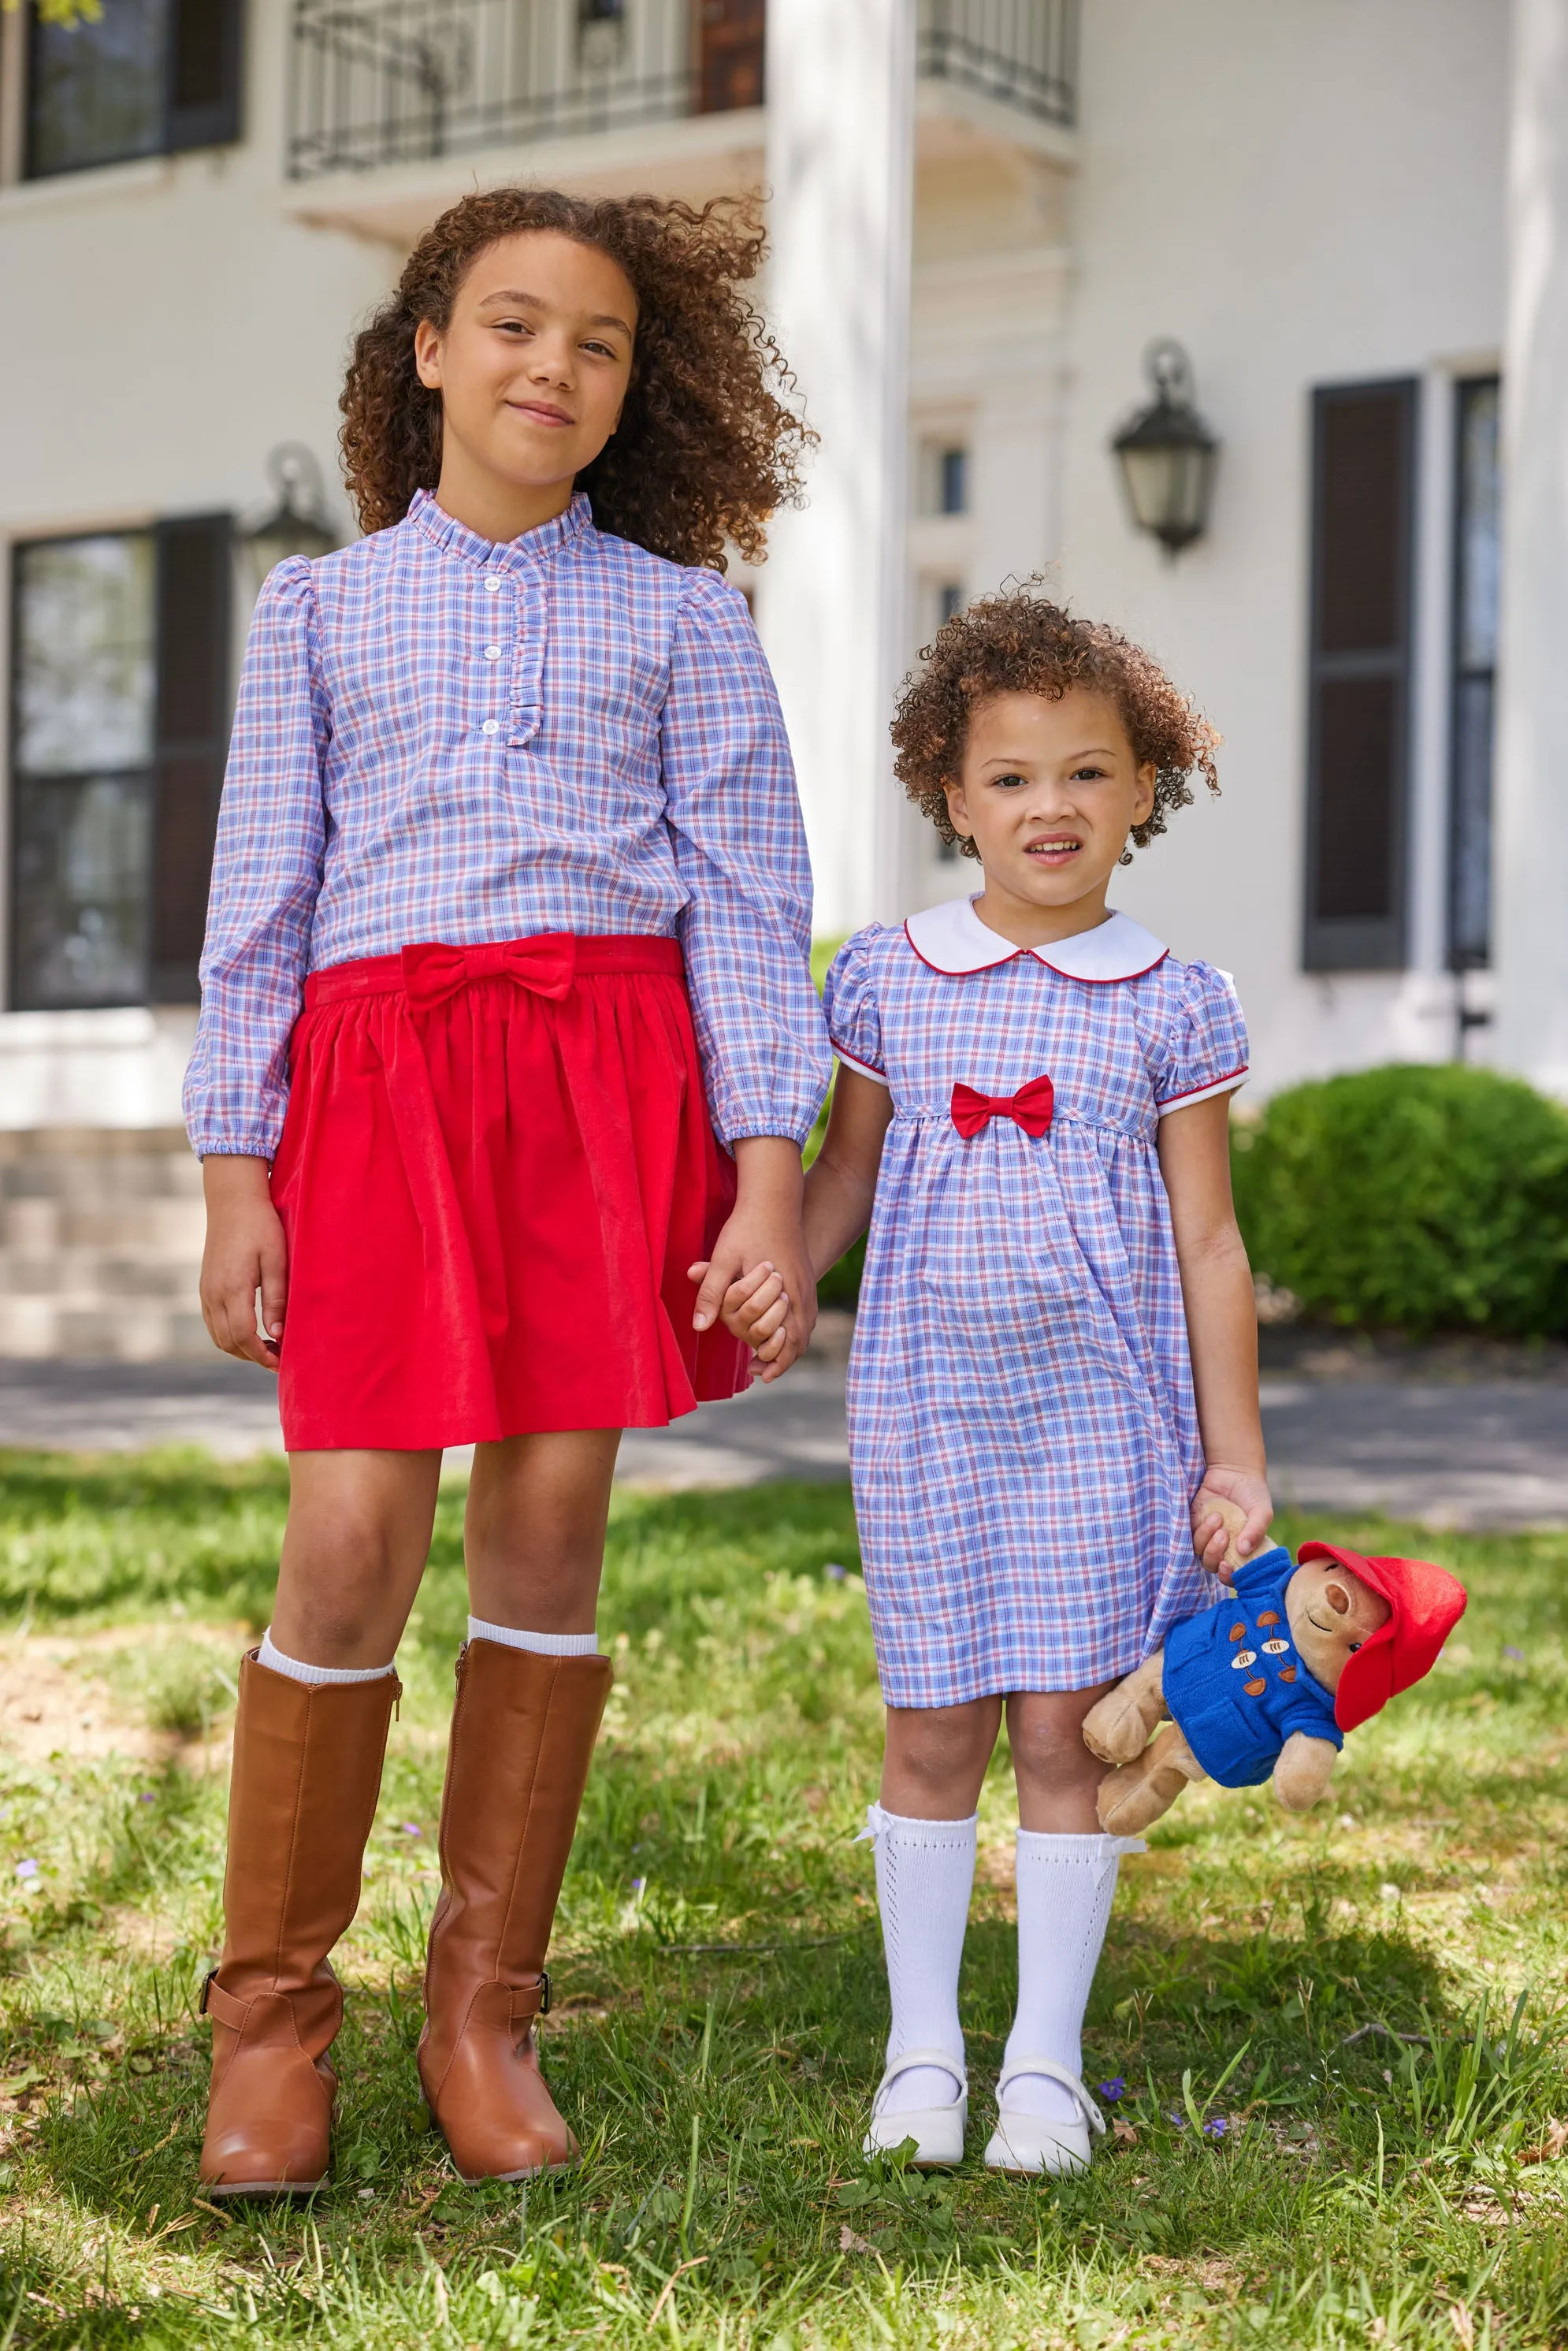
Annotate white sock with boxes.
[256,1630,396,1686]
[466,1616,599,1657]
[1003,1829,1143,2122]
[859,1802,975,2115]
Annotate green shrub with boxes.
[1231,1062,1568,1338]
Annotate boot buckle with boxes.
[537,1969,552,2017]
[199,1967,217,2016]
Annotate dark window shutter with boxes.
[1303,380,1418,970]
[694,0,765,113]
[166,0,244,151]
[150,513,232,1003]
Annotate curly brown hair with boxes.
[340,186,812,568]
[892,586,1221,861]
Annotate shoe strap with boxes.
[203,1977,251,2033]
[872,2047,967,2112]
[508,1972,551,2025]
[995,2057,1105,2136]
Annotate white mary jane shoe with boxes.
[861,2048,968,2170]
[983,2058,1105,2177]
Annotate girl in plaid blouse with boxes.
[730,591,1271,2177]
[185,188,829,2199]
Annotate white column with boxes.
[1493,0,1568,1089]
[757,0,916,936]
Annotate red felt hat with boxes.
[1297,1542,1468,1732]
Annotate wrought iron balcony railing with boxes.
[287,0,1076,182]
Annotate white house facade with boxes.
[0,0,1559,1353]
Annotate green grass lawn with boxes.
[2,1454,1568,2347]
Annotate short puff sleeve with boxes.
[823,929,888,1086]
[1154,959,1249,1116]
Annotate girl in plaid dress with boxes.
[183,190,829,2197]
[730,592,1271,2175]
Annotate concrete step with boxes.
[0,1130,208,1360]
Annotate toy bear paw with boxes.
[1095,1722,1207,1835]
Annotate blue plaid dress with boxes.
[825,895,1249,1708]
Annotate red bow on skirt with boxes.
[949,1073,1055,1140]
[400,935,577,1008]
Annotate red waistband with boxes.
[305,934,683,1008]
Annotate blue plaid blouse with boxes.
[184,491,829,1159]
[826,896,1250,1709]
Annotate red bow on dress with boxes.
[949,1073,1055,1140]
[400,936,577,1009]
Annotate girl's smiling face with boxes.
[944,689,1157,940]
[414,229,637,528]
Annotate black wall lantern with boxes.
[240,445,338,597]
[1112,340,1218,559]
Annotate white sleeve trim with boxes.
[1155,1066,1249,1116]
[833,1043,890,1087]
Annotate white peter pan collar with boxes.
[903,896,1169,982]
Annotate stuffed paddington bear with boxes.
[1082,1539,1468,1836]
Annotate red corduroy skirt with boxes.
[269,936,750,1452]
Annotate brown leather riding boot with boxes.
[418,1640,612,2183]
[199,1651,399,2198]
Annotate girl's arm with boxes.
[1157,1092,1273,1575]
[662,575,833,1367]
[723,1069,894,1375]
[184,558,329,1367]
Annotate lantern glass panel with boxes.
[1120,443,1210,538]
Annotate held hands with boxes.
[688,1136,816,1385]
[199,1155,288,1371]
[1191,1468,1274,1580]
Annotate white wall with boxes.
[1053,0,1510,1099]
[0,0,393,1123]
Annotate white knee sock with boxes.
[256,1630,396,1686]
[466,1617,599,1656]
[860,1802,976,2114]
[1003,1829,1143,2121]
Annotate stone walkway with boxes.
[1,1349,1566,1529]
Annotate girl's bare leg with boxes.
[272,1449,444,1665]
[880,1696,1004,1817]
[1005,1687,1114,1832]
[463,1427,622,1629]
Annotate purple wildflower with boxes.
[1098,2078,1126,2101]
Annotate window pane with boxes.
[1457,381,1500,672]
[12,774,152,1008]
[16,534,156,776]
[28,0,169,177]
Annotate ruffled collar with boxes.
[406,487,593,570]
[903,895,1169,982]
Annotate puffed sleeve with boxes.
[181,558,329,1159]
[1154,959,1249,1117]
[660,570,831,1148]
[822,930,888,1084]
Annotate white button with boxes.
[484,577,503,593]
[483,645,502,660]
[481,720,500,735]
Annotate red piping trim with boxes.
[830,1037,889,1081]
[1154,1063,1250,1110]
